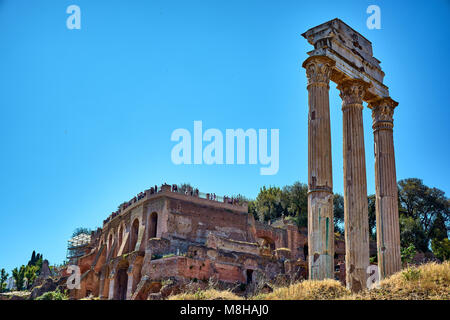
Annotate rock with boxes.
[131,276,162,300]
[0,291,31,300]
[30,259,52,290]
[147,292,162,300]
[40,260,51,278]
[30,278,58,300]
[259,283,273,294]
[160,278,182,298]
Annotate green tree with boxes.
[367,194,377,239]
[254,186,285,222]
[24,265,39,289]
[333,194,344,233]
[0,268,8,293]
[281,182,308,228]
[431,238,450,261]
[12,266,26,291]
[248,200,257,220]
[399,215,428,252]
[398,178,449,253]
[401,244,417,264]
[28,251,36,266]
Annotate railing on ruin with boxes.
[102,184,248,226]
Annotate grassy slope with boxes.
[169,261,450,300]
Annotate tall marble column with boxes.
[369,97,401,279]
[303,56,335,280]
[337,79,370,292]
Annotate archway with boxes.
[114,262,129,300]
[246,269,254,284]
[303,243,308,261]
[148,212,158,239]
[130,219,139,252]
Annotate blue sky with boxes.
[0,0,449,273]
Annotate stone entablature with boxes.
[302,18,389,100]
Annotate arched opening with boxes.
[303,243,308,261]
[148,212,158,239]
[246,269,254,284]
[114,262,129,300]
[130,219,139,252]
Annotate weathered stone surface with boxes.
[30,278,58,300]
[338,79,371,293]
[147,292,162,300]
[369,97,402,279]
[303,55,335,280]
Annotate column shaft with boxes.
[370,98,401,279]
[338,79,370,292]
[303,56,335,280]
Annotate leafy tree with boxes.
[248,200,257,220]
[333,194,344,233]
[24,265,39,289]
[12,266,26,291]
[398,178,449,253]
[367,194,377,239]
[401,244,417,264]
[254,186,284,222]
[28,251,36,266]
[431,238,450,261]
[399,215,428,252]
[0,268,8,293]
[281,182,308,228]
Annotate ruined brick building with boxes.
[70,183,374,300]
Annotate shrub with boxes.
[35,289,69,300]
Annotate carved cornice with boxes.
[368,97,398,131]
[303,56,335,87]
[337,79,370,108]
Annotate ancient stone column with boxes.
[369,97,401,279]
[337,79,370,292]
[302,56,335,280]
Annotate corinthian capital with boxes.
[337,79,370,107]
[368,97,398,130]
[302,56,335,86]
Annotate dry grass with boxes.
[253,279,350,300]
[167,262,450,300]
[352,261,450,300]
[168,288,242,300]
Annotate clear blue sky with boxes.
[0,0,449,274]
